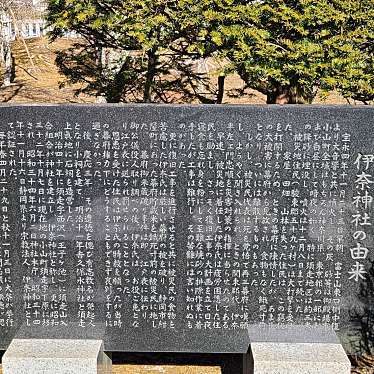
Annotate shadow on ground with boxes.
[0,350,241,374]
[112,352,243,374]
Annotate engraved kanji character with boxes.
[352,191,373,210]
[350,243,369,260]
[354,153,374,170]
[348,262,367,282]
[351,213,371,227]
[355,171,374,190]
[353,231,367,241]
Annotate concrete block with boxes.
[2,339,112,374]
[249,342,351,374]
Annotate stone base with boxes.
[249,342,351,374]
[2,339,112,374]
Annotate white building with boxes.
[1,0,76,41]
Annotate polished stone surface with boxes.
[0,105,372,354]
[2,339,111,374]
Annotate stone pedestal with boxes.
[246,325,351,374]
[2,339,112,374]
[249,342,351,374]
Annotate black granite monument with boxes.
[0,104,372,355]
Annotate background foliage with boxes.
[45,0,374,104]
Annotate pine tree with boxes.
[218,0,374,104]
[46,0,374,104]
[46,0,222,103]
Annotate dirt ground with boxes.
[0,366,216,374]
[112,365,220,374]
[0,365,220,374]
[0,38,94,104]
[0,37,353,105]
[0,358,373,374]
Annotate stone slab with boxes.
[0,104,373,354]
[2,339,111,374]
[249,342,351,374]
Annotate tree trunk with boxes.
[216,75,225,104]
[8,7,35,69]
[267,85,313,104]
[2,41,12,86]
[143,49,157,103]
[105,60,131,103]
[236,65,315,105]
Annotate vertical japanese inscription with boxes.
[0,106,372,352]
[101,121,177,330]
[0,126,14,329]
[350,154,374,281]
[183,121,351,330]
[18,121,70,327]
